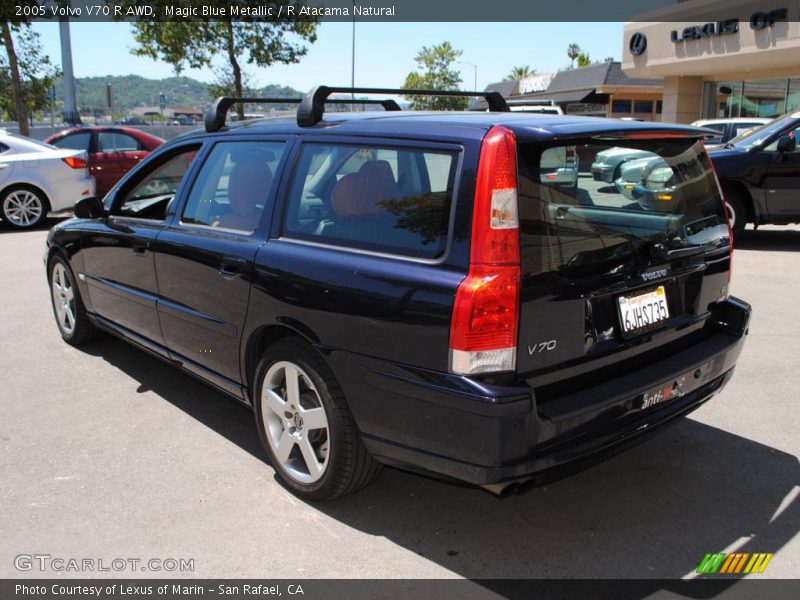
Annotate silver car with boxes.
[591,147,652,183]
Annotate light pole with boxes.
[459,60,478,91]
[351,1,356,104]
[59,18,81,125]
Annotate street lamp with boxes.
[351,1,356,103]
[459,60,478,91]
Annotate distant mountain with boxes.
[55,74,304,114]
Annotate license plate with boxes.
[617,285,670,337]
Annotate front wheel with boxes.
[2,186,50,229]
[253,338,382,501]
[49,255,99,345]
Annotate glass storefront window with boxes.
[611,99,632,114]
[788,78,800,113]
[708,78,800,120]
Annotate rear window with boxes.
[517,138,728,278]
[283,143,457,259]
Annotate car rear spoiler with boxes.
[296,86,509,127]
[205,96,403,133]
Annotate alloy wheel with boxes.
[261,361,330,484]
[51,263,76,336]
[3,190,43,227]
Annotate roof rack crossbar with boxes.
[297,86,509,127]
[205,96,402,132]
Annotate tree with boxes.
[208,64,256,100]
[0,23,60,133]
[567,43,581,69]
[505,65,536,81]
[402,41,466,111]
[577,52,592,68]
[130,3,318,119]
[605,56,615,63]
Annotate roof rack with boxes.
[297,86,509,127]
[205,96,402,132]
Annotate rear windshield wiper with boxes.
[650,239,723,260]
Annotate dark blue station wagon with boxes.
[46,88,751,500]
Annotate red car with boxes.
[45,127,164,195]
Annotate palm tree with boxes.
[567,43,581,69]
[505,65,536,81]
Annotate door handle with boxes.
[218,263,240,277]
[132,246,147,256]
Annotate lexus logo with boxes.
[630,32,648,56]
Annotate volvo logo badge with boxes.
[630,32,648,56]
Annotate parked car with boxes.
[45,88,750,501]
[591,146,653,182]
[114,116,149,126]
[0,131,94,229]
[691,117,770,148]
[45,127,164,195]
[540,145,578,187]
[614,156,663,200]
[707,112,800,237]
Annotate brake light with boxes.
[449,126,520,375]
[62,156,87,169]
[705,144,733,285]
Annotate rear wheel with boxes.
[724,189,747,239]
[1,186,49,229]
[48,255,99,345]
[253,338,382,501]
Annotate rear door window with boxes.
[98,131,141,152]
[283,143,458,259]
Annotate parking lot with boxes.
[1,222,798,580]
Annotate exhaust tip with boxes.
[481,482,519,497]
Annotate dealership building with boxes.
[622,0,800,123]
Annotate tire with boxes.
[724,188,747,240]
[1,185,50,229]
[48,254,100,346]
[253,337,382,501]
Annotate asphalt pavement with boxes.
[0,223,798,581]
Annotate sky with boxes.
[30,21,625,91]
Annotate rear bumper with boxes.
[327,297,751,487]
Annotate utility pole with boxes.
[459,61,478,91]
[59,18,81,125]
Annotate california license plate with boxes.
[617,285,670,338]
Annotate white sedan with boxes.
[0,131,95,229]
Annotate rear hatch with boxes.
[514,134,732,400]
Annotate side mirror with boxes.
[74,195,107,219]
[776,135,796,153]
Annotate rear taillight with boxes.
[62,156,87,169]
[449,126,520,375]
[705,145,733,284]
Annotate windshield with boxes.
[517,137,729,278]
[727,114,800,149]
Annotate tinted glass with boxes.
[518,139,728,278]
[52,131,91,152]
[181,141,285,233]
[113,146,199,220]
[284,143,457,259]
[98,132,140,152]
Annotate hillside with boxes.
[59,74,304,114]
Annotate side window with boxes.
[181,141,285,234]
[112,146,199,220]
[98,132,140,152]
[764,124,799,152]
[0,142,9,154]
[284,143,457,259]
[51,132,91,152]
